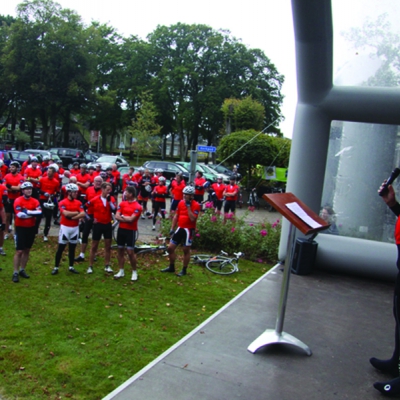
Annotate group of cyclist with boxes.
[0,155,241,282]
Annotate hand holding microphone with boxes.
[378,168,400,197]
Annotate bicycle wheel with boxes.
[191,254,213,265]
[206,258,237,275]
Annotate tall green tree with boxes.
[145,23,284,157]
[1,0,97,146]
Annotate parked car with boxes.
[176,161,216,182]
[87,155,129,170]
[24,149,62,164]
[201,164,231,183]
[49,148,86,168]
[9,151,32,165]
[209,163,234,176]
[24,141,45,150]
[142,160,189,182]
[0,150,13,167]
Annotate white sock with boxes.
[80,253,85,258]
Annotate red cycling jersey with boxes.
[176,200,201,229]
[75,173,91,194]
[153,185,168,202]
[4,173,24,200]
[170,179,186,201]
[39,176,60,200]
[85,186,102,214]
[59,198,83,227]
[0,184,8,209]
[117,200,142,230]
[194,177,207,195]
[24,167,42,188]
[87,195,116,224]
[14,196,41,228]
[211,182,226,200]
[224,184,239,202]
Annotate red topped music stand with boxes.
[247,193,330,355]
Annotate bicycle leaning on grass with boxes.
[191,251,244,275]
[134,237,169,256]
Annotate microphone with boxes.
[379,168,400,196]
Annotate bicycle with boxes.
[191,251,244,275]
[134,237,169,256]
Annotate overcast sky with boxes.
[2,0,399,138]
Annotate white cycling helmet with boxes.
[183,186,195,195]
[138,167,145,173]
[48,163,59,172]
[158,176,166,182]
[43,198,55,209]
[66,183,79,192]
[21,181,33,190]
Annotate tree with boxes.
[1,0,97,146]
[128,92,162,163]
[221,96,265,133]
[145,23,285,157]
[343,13,400,87]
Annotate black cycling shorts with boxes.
[92,222,112,241]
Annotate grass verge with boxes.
[0,237,273,399]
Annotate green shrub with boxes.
[160,204,281,263]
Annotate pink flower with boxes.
[272,222,277,228]
[276,219,280,224]
[260,229,268,236]
[225,213,233,220]
[210,216,217,222]
[231,227,235,232]
[257,259,263,263]
[248,206,255,212]
[249,223,254,226]
[205,201,213,209]
[196,233,201,237]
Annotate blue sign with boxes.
[197,145,216,153]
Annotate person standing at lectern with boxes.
[371,179,400,395]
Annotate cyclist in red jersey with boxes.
[113,186,142,281]
[69,162,80,177]
[75,175,103,263]
[86,182,116,274]
[37,165,60,241]
[211,175,226,215]
[110,164,121,196]
[169,173,186,218]
[152,176,168,230]
[4,161,24,239]
[12,182,42,283]
[122,167,136,192]
[194,171,207,203]
[51,183,85,275]
[24,157,42,199]
[75,163,91,202]
[0,183,8,256]
[0,160,8,181]
[93,164,102,178]
[87,165,96,183]
[161,185,200,277]
[223,175,240,222]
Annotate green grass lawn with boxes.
[0,237,273,399]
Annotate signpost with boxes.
[197,145,216,153]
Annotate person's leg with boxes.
[373,252,400,394]
[20,248,31,269]
[104,238,112,266]
[176,246,191,276]
[55,244,67,267]
[68,242,77,267]
[13,250,23,273]
[43,207,52,238]
[161,242,177,272]
[90,240,99,266]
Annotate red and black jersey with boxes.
[0,184,8,208]
[153,185,168,202]
[170,179,186,201]
[223,184,239,202]
[87,195,116,224]
[75,173,91,194]
[0,164,8,180]
[4,173,24,200]
[59,198,83,227]
[69,167,80,177]
[117,200,142,230]
[194,177,207,195]
[85,186,102,214]
[38,176,59,200]
[24,167,42,188]
[211,182,226,200]
[176,200,201,229]
[14,196,41,228]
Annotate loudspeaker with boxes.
[291,238,318,275]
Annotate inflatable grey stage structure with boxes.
[283,0,400,281]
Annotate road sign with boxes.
[197,145,216,153]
